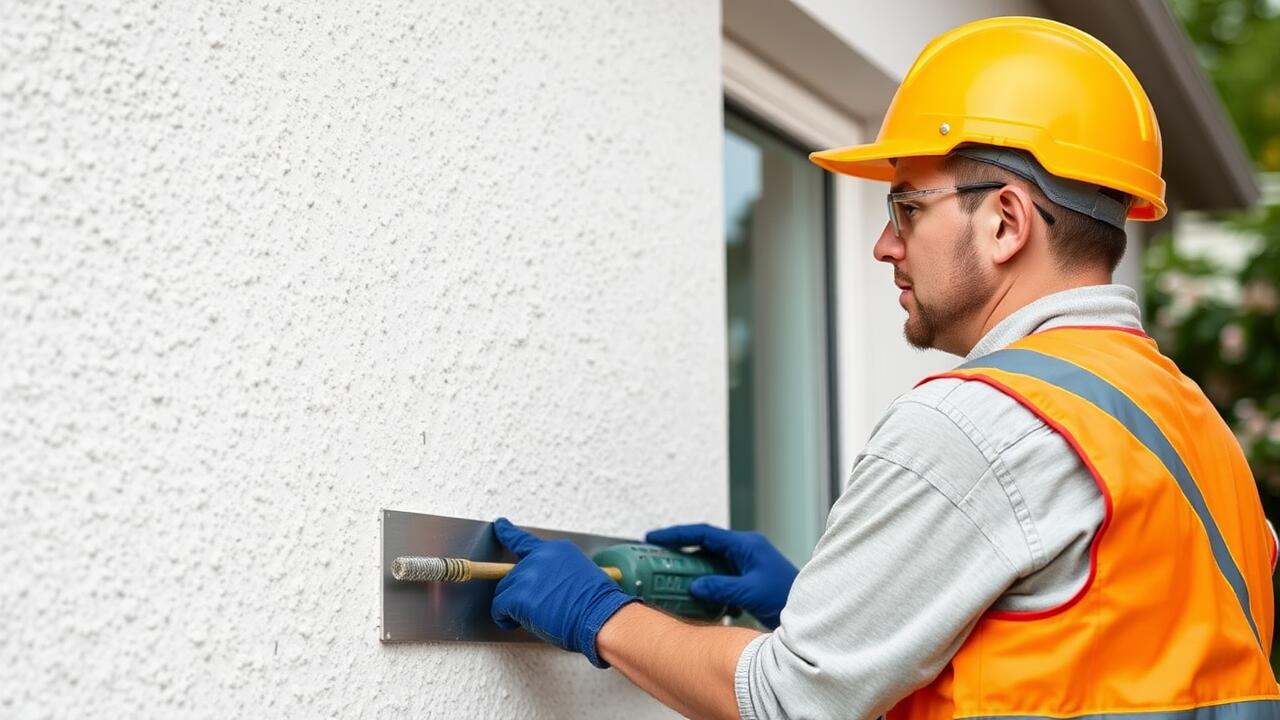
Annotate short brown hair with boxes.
[940,152,1129,273]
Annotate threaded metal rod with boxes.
[391,556,622,582]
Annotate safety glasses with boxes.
[886,181,1056,238]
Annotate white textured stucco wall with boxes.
[1,1,723,717]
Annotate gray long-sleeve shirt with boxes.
[734,284,1143,720]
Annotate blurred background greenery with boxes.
[1154,0,1280,663]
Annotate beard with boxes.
[901,221,996,351]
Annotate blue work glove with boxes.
[489,517,639,668]
[645,523,798,630]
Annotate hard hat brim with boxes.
[809,137,1167,222]
[808,139,952,182]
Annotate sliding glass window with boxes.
[724,106,837,566]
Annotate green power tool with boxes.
[591,543,730,620]
[390,543,731,621]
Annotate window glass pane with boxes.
[724,110,832,566]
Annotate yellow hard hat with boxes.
[810,16,1166,221]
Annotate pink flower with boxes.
[1241,281,1278,314]
[1219,323,1246,362]
[1235,398,1268,443]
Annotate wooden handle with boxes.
[467,561,622,582]
[466,561,516,580]
[392,556,623,583]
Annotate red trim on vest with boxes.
[920,371,1115,621]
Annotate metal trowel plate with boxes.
[379,509,631,643]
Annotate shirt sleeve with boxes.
[734,399,1024,720]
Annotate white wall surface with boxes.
[1,1,723,717]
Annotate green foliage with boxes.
[1144,232,1280,500]
[1173,0,1280,168]
[1153,12,1280,661]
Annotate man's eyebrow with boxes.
[890,181,916,193]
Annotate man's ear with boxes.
[989,186,1035,265]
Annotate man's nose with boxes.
[873,221,904,264]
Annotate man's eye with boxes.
[901,204,919,217]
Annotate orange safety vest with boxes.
[888,326,1279,720]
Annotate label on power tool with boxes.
[652,574,689,593]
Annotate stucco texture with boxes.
[1,1,725,716]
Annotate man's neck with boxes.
[949,269,1113,356]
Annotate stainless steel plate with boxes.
[379,509,631,643]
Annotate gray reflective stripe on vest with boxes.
[959,348,1262,648]
[960,699,1280,720]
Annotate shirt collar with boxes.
[965,284,1144,362]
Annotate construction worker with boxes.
[489,16,1280,719]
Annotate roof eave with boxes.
[1044,0,1260,211]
